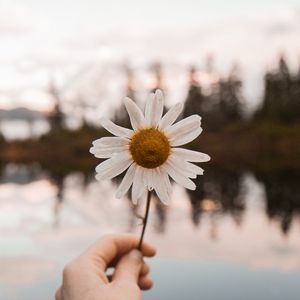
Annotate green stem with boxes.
[138,190,152,250]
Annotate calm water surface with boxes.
[0,164,299,300]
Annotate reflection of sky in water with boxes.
[0,120,50,141]
[0,165,300,299]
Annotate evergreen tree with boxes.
[114,64,136,128]
[289,63,300,121]
[255,55,300,122]
[48,79,64,131]
[183,64,243,130]
[218,65,243,123]
[183,66,206,119]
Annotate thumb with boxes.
[113,249,143,284]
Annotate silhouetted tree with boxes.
[183,64,243,130]
[183,66,206,120]
[48,79,64,131]
[114,64,136,128]
[218,65,243,123]
[255,55,300,122]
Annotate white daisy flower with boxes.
[90,89,210,204]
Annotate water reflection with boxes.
[254,170,300,235]
[0,163,45,185]
[186,167,245,229]
[51,173,64,229]
[1,163,300,238]
[1,161,300,300]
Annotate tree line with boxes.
[46,55,300,134]
[183,56,300,131]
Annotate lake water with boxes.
[0,163,300,300]
[0,120,50,141]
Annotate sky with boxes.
[0,0,300,112]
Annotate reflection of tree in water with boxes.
[113,165,244,237]
[82,172,95,190]
[50,170,94,228]
[255,170,300,235]
[112,172,136,232]
[153,196,167,233]
[51,173,65,229]
[0,162,4,179]
[112,172,168,233]
[0,163,43,184]
[3,161,300,238]
[186,166,245,236]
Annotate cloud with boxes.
[0,2,300,112]
[0,2,34,35]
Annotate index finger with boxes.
[81,234,156,271]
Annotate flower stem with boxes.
[138,190,152,250]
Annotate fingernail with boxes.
[129,249,142,261]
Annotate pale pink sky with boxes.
[0,0,300,111]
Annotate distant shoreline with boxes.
[1,121,299,175]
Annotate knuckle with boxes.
[55,288,62,300]
[142,263,150,275]
[128,282,141,295]
[62,261,78,278]
[100,233,116,242]
[118,280,140,294]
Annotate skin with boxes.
[55,234,156,300]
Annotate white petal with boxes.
[116,163,137,198]
[153,168,170,204]
[95,153,132,180]
[95,157,115,173]
[96,159,132,181]
[164,163,196,190]
[170,153,204,175]
[185,162,204,175]
[95,152,129,172]
[145,89,164,127]
[90,147,127,158]
[92,137,129,147]
[171,127,203,147]
[167,115,201,140]
[90,137,129,158]
[163,170,172,200]
[100,118,133,138]
[131,167,146,204]
[172,148,211,162]
[146,169,154,190]
[144,92,155,125]
[124,97,145,131]
[167,156,197,179]
[158,102,183,129]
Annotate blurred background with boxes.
[0,0,300,299]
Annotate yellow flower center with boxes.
[129,128,170,169]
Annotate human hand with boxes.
[55,234,156,300]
